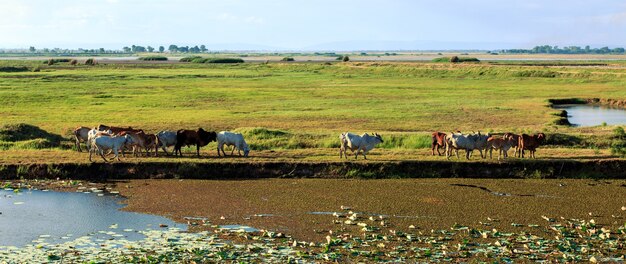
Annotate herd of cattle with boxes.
[73,125,545,162]
[73,125,249,162]
[432,131,546,160]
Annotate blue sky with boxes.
[1,0,625,50]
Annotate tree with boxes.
[147,46,154,52]
[168,45,178,52]
[29,46,36,53]
[342,55,350,62]
[159,46,165,53]
[123,46,131,53]
[178,46,189,53]
[99,48,105,53]
[200,45,207,52]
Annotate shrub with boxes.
[180,56,203,62]
[611,127,626,157]
[432,57,450,63]
[84,58,96,65]
[207,58,244,63]
[70,59,78,66]
[342,56,350,62]
[0,123,65,148]
[281,57,295,61]
[513,70,558,78]
[138,56,168,61]
[434,57,479,63]
[191,58,209,63]
[43,59,71,65]
[613,126,626,139]
[0,66,29,72]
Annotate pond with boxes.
[0,188,186,247]
[552,104,626,126]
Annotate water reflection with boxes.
[553,104,626,126]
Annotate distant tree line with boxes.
[0,47,128,55]
[503,45,625,54]
[2,44,213,55]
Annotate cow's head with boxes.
[198,129,217,143]
[243,145,250,157]
[374,133,383,143]
[536,133,546,142]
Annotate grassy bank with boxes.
[1,61,626,166]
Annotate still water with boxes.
[553,104,626,126]
[0,189,186,247]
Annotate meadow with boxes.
[0,59,625,159]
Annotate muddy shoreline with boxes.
[0,159,625,180]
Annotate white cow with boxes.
[89,134,132,162]
[156,130,177,156]
[339,132,384,160]
[217,131,250,157]
[446,131,490,160]
[86,128,113,152]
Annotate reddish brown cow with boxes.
[117,131,159,157]
[487,135,517,160]
[174,128,218,157]
[98,124,143,135]
[503,133,521,157]
[431,132,447,156]
[519,133,546,159]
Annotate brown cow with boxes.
[431,132,447,156]
[519,133,546,159]
[487,135,517,160]
[117,131,159,157]
[73,126,91,152]
[98,124,143,135]
[174,128,218,157]
[503,133,521,157]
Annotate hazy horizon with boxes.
[1,0,625,51]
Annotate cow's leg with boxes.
[231,146,235,156]
[89,147,94,162]
[113,148,121,161]
[75,136,82,152]
[489,148,493,159]
[431,143,436,156]
[99,149,109,162]
[161,144,170,156]
[521,149,525,158]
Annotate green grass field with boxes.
[0,60,625,158]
